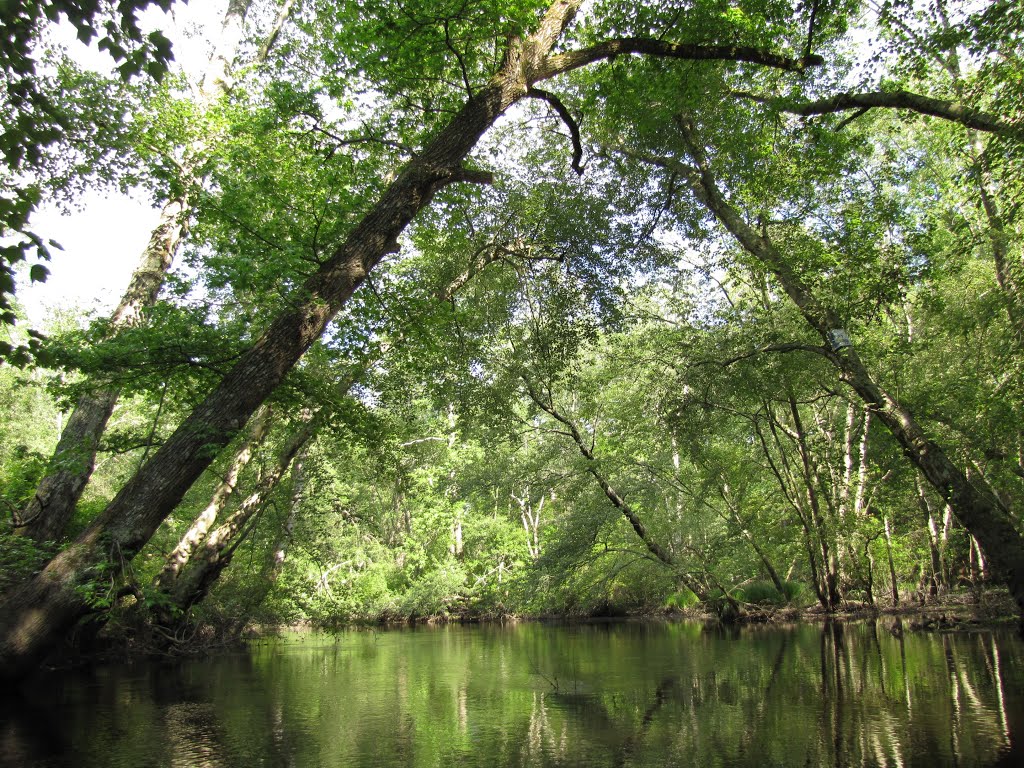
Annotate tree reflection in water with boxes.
[1,621,1021,768]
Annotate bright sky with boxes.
[16,1,228,328]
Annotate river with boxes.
[1,620,1021,767]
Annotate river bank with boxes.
[264,587,1021,635]
[28,587,1019,677]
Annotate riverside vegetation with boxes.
[1,0,1024,677]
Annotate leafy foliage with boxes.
[1,0,180,362]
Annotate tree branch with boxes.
[736,89,1024,140]
[256,0,297,65]
[443,18,474,97]
[803,0,821,61]
[539,38,821,81]
[449,166,494,185]
[526,87,584,174]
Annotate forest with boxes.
[1,0,1023,680]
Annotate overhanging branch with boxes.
[735,89,1023,140]
[527,87,585,174]
[539,38,821,80]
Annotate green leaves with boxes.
[309,0,547,121]
[1,1,181,338]
[28,263,49,283]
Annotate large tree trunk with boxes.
[153,404,273,591]
[18,0,253,545]
[665,126,1024,621]
[154,226,508,614]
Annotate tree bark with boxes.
[748,89,1024,142]
[153,403,273,591]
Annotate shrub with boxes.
[780,580,805,603]
[738,581,785,605]
[664,588,700,611]
[399,560,469,618]
[736,580,806,606]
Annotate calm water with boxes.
[1,620,1022,767]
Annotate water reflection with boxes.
[1,620,1021,767]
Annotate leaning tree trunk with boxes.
[522,379,735,612]
[718,482,786,594]
[159,410,317,618]
[212,443,309,635]
[266,444,307,585]
[152,231,507,617]
[18,0,253,545]
[664,124,1024,621]
[153,403,273,591]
